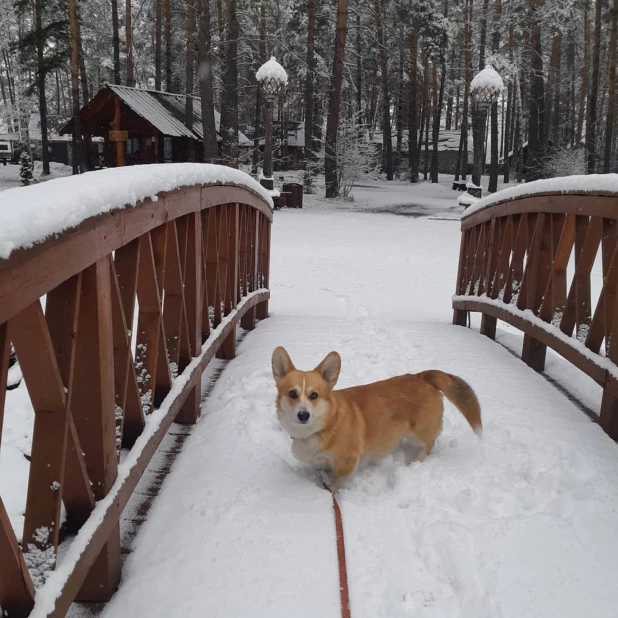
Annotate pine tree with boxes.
[19,151,33,185]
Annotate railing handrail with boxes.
[453,181,618,442]
[0,181,272,326]
[461,175,618,229]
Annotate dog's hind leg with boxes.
[402,433,429,464]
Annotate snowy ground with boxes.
[3,177,618,617]
[0,161,72,191]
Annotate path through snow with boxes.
[64,198,618,618]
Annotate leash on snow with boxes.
[317,471,351,618]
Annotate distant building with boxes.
[60,85,251,167]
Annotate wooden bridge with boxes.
[1,171,618,618]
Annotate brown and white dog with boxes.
[272,346,482,487]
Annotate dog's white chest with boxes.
[291,437,330,470]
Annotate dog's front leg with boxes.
[330,456,358,492]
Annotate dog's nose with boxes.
[297,409,310,423]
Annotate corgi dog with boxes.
[272,346,482,487]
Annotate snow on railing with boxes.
[0,168,273,618]
[453,176,618,440]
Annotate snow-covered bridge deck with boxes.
[82,202,618,618]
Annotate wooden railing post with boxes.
[256,215,271,320]
[177,212,203,424]
[219,203,239,360]
[70,259,121,601]
[241,208,259,331]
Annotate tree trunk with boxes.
[304,0,316,165]
[199,0,217,162]
[504,22,514,183]
[458,0,472,182]
[185,0,195,161]
[165,0,172,90]
[155,0,162,90]
[35,0,50,175]
[478,0,489,71]
[220,0,239,166]
[252,1,266,175]
[374,0,393,180]
[409,31,419,183]
[587,0,602,173]
[488,0,501,192]
[577,7,589,146]
[603,0,618,173]
[396,44,404,172]
[423,54,429,180]
[126,0,134,86]
[111,0,121,84]
[324,0,348,198]
[69,0,83,174]
[527,0,545,181]
[356,10,362,126]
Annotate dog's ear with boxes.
[272,346,295,383]
[314,351,341,388]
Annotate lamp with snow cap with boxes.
[256,56,288,191]
[469,66,504,199]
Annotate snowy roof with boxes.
[256,57,288,86]
[0,163,272,259]
[61,86,251,146]
[463,174,618,219]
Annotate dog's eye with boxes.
[309,392,318,400]
[289,390,298,399]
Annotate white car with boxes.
[0,141,13,165]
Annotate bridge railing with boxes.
[0,166,272,617]
[452,179,618,440]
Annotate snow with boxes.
[255,56,288,86]
[464,173,618,218]
[470,66,505,95]
[0,164,273,259]
[3,178,618,618]
[457,191,479,207]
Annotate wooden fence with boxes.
[0,182,272,617]
[453,189,618,440]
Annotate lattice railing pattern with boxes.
[453,192,618,441]
[0,184,272,618]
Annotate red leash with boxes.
[320,476,351,618]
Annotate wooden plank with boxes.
[10,301,69,558]
[539,214,575,322]
[256,218,271,320]
[561,216,602,338]
[481,219,499,298]
[109,256,144,449]
[0,496,35,616]
[176,213,202,425]
[205,207,221,329]
[135,234,167,415]
[220,204,239,360]
[0,186,272,326]
[44,274,95,530]
[502,213,527,305]
[71,260,118,498]
[35,290,270,618]
[490,215,514,299]
[70,259,120,600]
[0,322,9,450]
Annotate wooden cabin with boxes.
[60,84,251,167]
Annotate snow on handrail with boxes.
[462,173,618,220]
[0,163,273,260]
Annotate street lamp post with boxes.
[256,56,288,191]
[470,66,504,198]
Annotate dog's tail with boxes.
[419,370,482,436]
